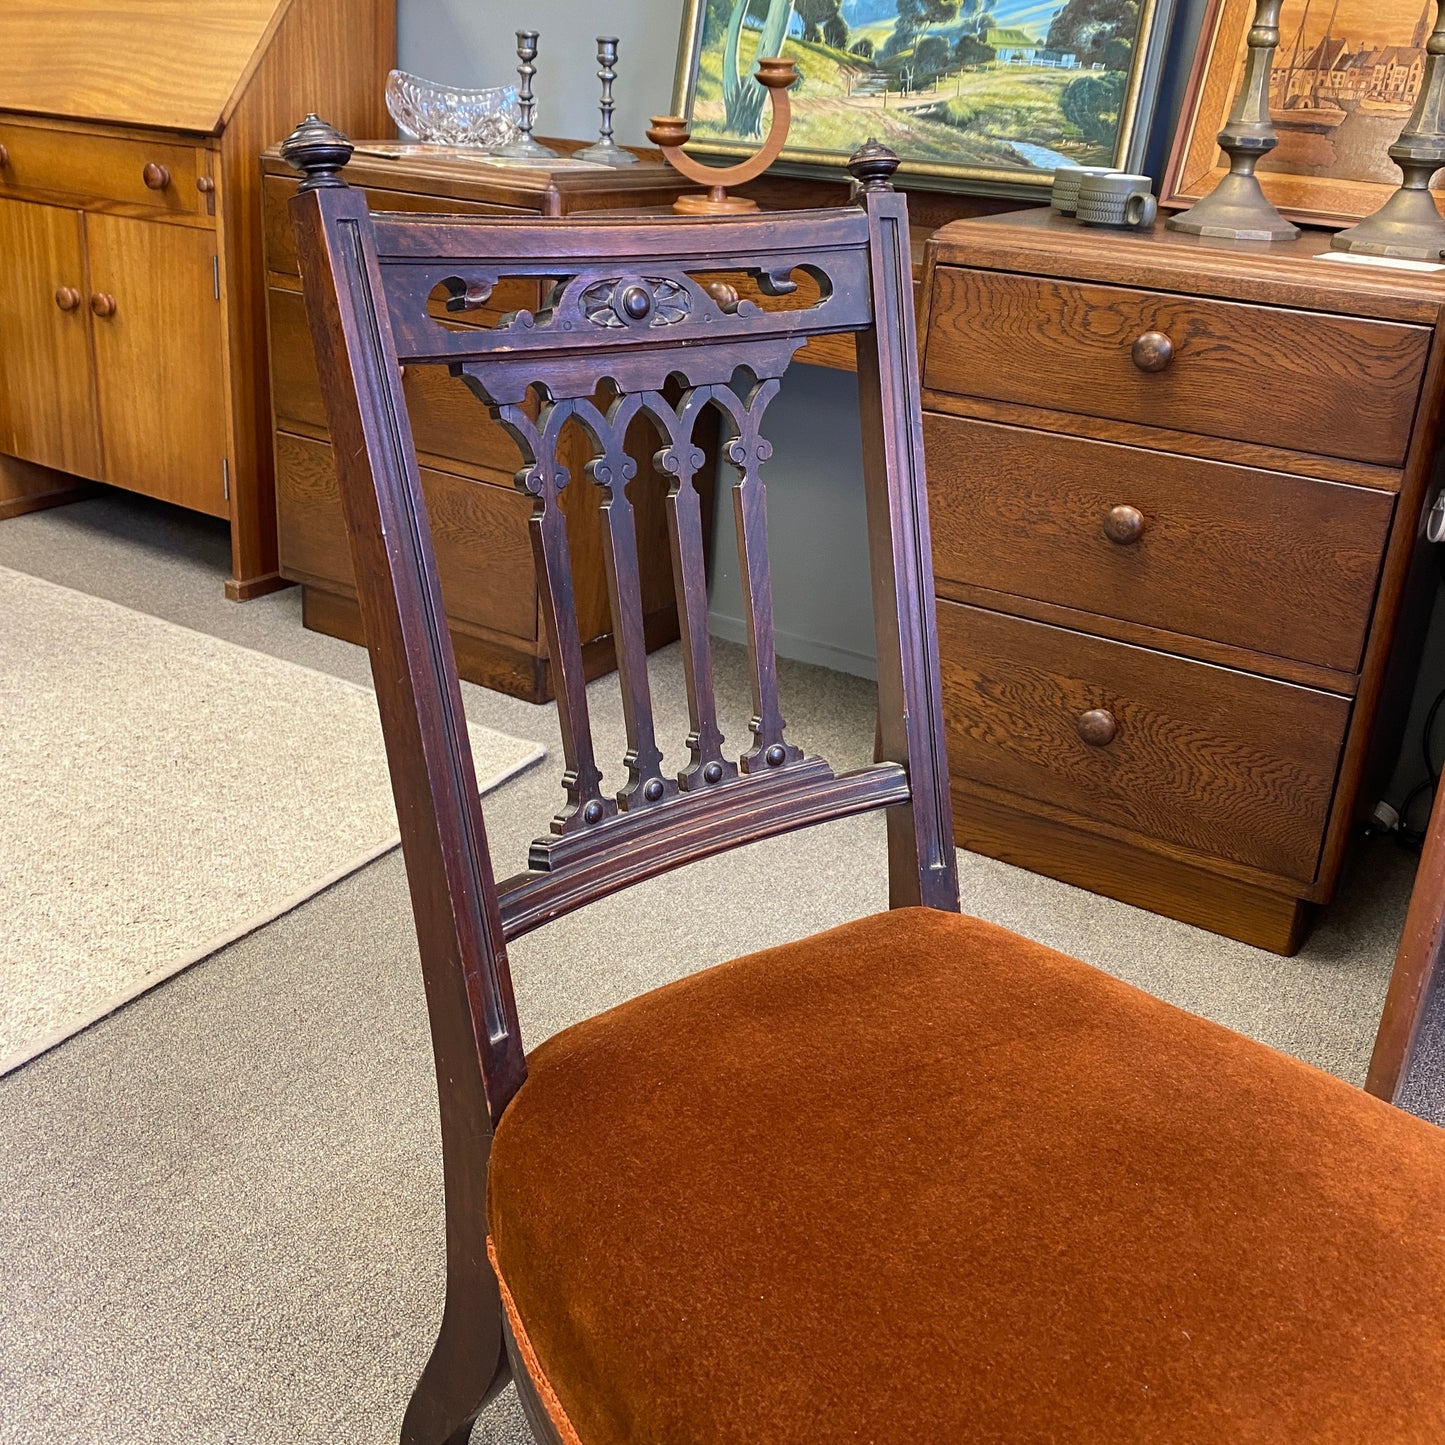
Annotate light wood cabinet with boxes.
[0,198,101,478]
[0,0,393,597]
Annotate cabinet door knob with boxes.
[196,175,215,194]
[90,292,117,318]
[1077,709,1118,747]
[1131,331,1174,372]
[1104,504,1146,545]
[142,162,171,190]
[54,286,81,312]
[0,143,9,168]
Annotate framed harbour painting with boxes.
[670,0,1175,192]
[1164,0,1444,226]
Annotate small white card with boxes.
[1316,251,1445,273]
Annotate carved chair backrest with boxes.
[286,128,958,1124]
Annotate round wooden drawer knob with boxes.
[90,292,117,318]
[1131,331,1174,372]
[1077,709,1118,747]
[54,286,82,312]
[142,162,171,190]
[0,143,10,168]
[196,176,215,194]
[1104,504,1146,545]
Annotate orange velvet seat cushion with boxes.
[487,908,1445,1443]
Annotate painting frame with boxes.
[1163,0,1436,226]
[669,0,1176,194]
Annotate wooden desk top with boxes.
[929,206,1445,326]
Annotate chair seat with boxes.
[487,908,1445,1444]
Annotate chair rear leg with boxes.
[401,1279,509,1445]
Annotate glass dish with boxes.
[384,69,522,150]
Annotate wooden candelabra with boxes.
[646,58,795,215]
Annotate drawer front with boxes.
[925,414,1393,673]
[269,284,527,478]
[923,267,1429,468]
[276,431,538,641]
[262,174,534,278]
[0,121,207,217]
[937,601,1350,883]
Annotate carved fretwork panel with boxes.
[453,331,814,869]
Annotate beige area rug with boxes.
[0,566,544,1075]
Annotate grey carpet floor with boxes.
[0,491,1438,1445]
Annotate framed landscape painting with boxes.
[670,0,1175,191]
[1164,0,1442,225]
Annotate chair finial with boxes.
[282,114,355,192]
[847,138,899,193]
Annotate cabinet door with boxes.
[86,214,228,517]
[0,198,102,478]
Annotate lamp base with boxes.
[1167,169,1299,242]
[1332,185,1445,260]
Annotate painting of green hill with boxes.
[678,0,1170,187]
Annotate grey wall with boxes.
[397,0,681,149]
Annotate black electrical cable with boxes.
[1399,684,1445,848]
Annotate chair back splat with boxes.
[283,119,957,1127]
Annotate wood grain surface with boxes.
[86,212,228,516]
[0,0,283,133]
[925,414,1393,674]
[924,266,1429,467]
[0,197,102,479]
[0,118,207,221]
[275,431,538,642]
[950,780,1311,953]
[937,599,1350,883]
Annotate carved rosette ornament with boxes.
[581,277,692,329]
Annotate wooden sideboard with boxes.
[919,208,1445,953]
[261,143,719,701]
[0,0,392,598]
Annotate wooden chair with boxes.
[283,118,1445,1445]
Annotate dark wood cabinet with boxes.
[919,209,1445,953]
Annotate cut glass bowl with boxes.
[384,70,522,149]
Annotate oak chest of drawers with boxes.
[0,0,392,598]
[918,208,1445,953]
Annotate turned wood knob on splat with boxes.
[142,162,171,190]
[54,286,82,312]
[1103,504,1146,545]
[1076,709,1118,747]
[90,292,117,318]
[1131,331,1174,372]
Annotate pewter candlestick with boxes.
[1333,2,1445,258]
[496,30,558,160]
[576,37,637,165]
[1168,0,1298,242]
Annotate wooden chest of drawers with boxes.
[918,209,1445,953]
[261,144,709,701]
